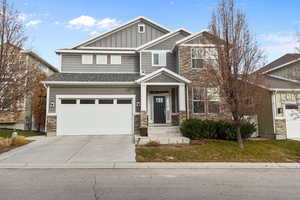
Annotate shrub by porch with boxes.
[180,119,256,140]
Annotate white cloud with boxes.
[259,32,298,61]
[67,16,120,32]
[26,20,42,26]
[68,15,96,29]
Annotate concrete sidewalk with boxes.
[0,162,300,169]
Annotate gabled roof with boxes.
[71,16,171,49]
[135,68,191,84]
[21,50,58,72]
[175,29,211,45]
[136,29,191,51]
[257,53,300,74]
[259,75,300,91]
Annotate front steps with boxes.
[135,126,190,145]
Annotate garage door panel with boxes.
[57,98,133,136]
[286,107,300,139]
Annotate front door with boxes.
[153,96,166,124]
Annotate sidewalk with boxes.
[0,162,300,169]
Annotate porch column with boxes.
[178,83,187,124]
[140,83,148,128]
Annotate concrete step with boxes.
[148,126,181,135]
[135,136,190,145]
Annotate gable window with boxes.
[192,87,220,114]
[111,55,121,65]
[96,55,107,64]
[138,24,145,33]
[191,48,218,69]
[152,52,166,67]
[82,54,93,64]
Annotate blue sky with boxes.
[14,0,300,69]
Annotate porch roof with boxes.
[135,68,191,84]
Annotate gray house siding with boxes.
[61,54,139,73]
[141,52,177,74]
[86,22,167,48]
[269,61,300,80]
[147,32,189,50]
[147,73,180,83]
[48,86,141,113]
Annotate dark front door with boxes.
[153,96,166,124]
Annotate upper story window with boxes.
[152,52,166,67]
[96,55,107,64]
[82,54,93,64]
[111,55,122,65]
[138,24,145,33]
[191,48,218,69]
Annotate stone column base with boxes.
[179,111,187,125]
[140,111,148,128]
[46,115,57,136]
[274,119,287,140]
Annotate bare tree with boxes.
[0,0,38,116]
[206,0,264,148]
[31,70,47,132]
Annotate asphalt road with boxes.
[0,168,300,200]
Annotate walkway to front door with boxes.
[154,96,166,124]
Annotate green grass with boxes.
[0,129,45,138]
[136,140,300,162]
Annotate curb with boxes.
[0,162,300,169]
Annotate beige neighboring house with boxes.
[0,50,58,131]
[255,54,300,139]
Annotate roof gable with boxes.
[257,53,300,74]
[176,30,220,46]
[72,17,171,49]
[136,68,191,83]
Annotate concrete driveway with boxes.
[0,136,135,164]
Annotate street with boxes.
[0,168,300,200]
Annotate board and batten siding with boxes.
[87,22,167,48]
[146,32,189,50]
[61,54,139,73]
[141,52,177,74]
[48,86,141,114]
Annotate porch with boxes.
[134,68,191,144]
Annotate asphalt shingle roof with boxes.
[46,73,142,82]
[257,53,300,73]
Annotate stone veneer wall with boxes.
[46,115,57,136]
[274,119,287,139]
[134,114,141,135]
[178,45,232,121]
[171,113,179,126]
[140,111,148,128]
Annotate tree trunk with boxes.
[236,125,244,149]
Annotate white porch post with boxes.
[141,83,147,112]
[178,83,186,111]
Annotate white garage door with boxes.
[285,104,300,139]
[57,97,133,135]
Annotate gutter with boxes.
[42,81,137,86]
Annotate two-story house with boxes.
[44,17,231,138]
[0,49,58,131]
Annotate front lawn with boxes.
[136,140,300,162]
[0,129,45,138]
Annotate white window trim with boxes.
[190,48,218,69]
[81,54,93,65]
[192,87,205,114]
[110,55,122,65]
[96,55,107,65]
[138,24,145,33]
[151,51,167,67]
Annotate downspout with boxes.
[186,84,189,119]
[271,90,277,137]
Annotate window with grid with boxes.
[191,48,218,69]
[192,87,220,114]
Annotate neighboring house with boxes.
[43,16,233,137]
[255,54,300,139]
[0,50,58,131]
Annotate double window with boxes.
[191,48,218,69]
[152,52,167,66]
[192,87,220,114]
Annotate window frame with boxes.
[192,87,221,114]
[110,55,122,65]
[96,55,108,65]
[191,48,218,69]
[81,54,93,65]
[192,87,206,114]
[138,24,145,33]
[151,51,167,67]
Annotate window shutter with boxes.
[160,52,166,66]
